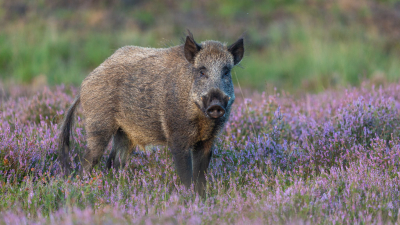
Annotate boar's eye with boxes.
[223,67,230,77]
[199,67,207,78]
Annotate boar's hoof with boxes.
[206,105,225,119]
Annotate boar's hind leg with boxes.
[81,121,116,173]
[192,140,213,197]
[106,128,133,170]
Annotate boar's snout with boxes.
[202,89,230,119]
[206,104,225,119]
[206,101,225,119]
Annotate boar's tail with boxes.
[58,94,81,176]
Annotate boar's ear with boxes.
[228,38,244,65]
[184,30,201,64]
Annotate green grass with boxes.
[1,15,400,93]
[238,20,400,91]
[0,21,160,86]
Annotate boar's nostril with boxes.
[206,105,225,119]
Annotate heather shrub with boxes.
[1,83,400,224]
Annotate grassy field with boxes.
[1,0,400,92]
[1,83,400,224]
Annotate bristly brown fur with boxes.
[58,30,244,196]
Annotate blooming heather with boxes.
[1,83,400,224]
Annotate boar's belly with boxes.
[119,120,167,148]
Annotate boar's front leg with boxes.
[170,137,193,189]
[192,140,213,197]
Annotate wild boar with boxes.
[59,31,244,195]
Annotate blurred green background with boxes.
[1,0,400,93]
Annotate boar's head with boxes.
[184,31,244,120]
